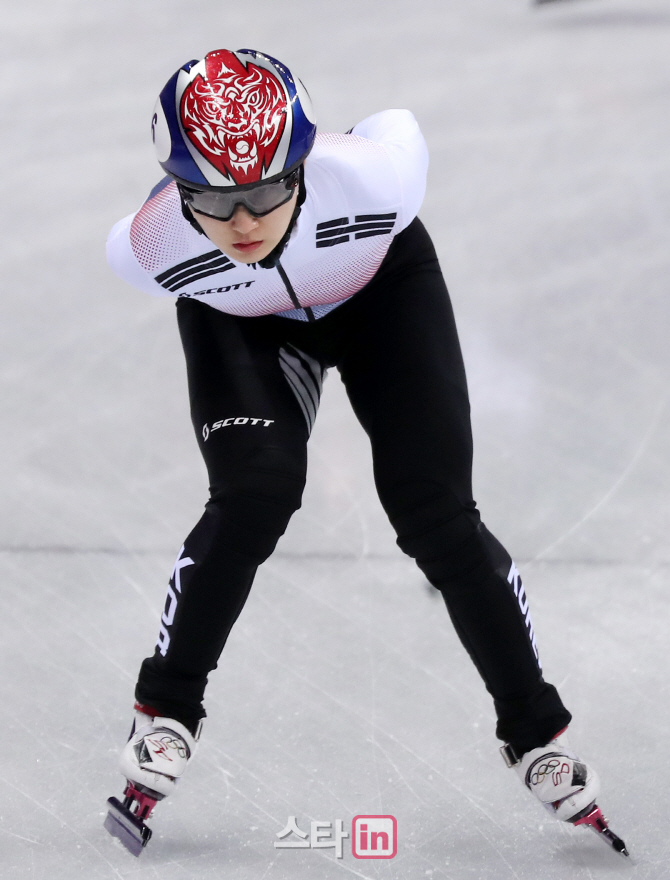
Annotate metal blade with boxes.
[104,796,152,857]
[572,803,629,857]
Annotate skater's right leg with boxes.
[133,300,316,735]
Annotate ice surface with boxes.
[1,0,669,877]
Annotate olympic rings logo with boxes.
[147,734,189,762]
[530,758,571,788]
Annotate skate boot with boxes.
[501,731,628,856]
[104,705,201,856]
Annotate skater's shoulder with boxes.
[310,109,425,169]
[304,110,427,229]
[351,108,426,148]
[107,178,211,292]
[129,179,196,246]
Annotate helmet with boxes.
[151,49,316,192]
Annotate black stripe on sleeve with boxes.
[354,229,396,240]
[316,227,350,240]
[348,221,396,234]
[314,213,397,248]
[354,213,397,223]
[155,250,229,284]
[316,235,350,249]
[316,217,349,230]
[158,256,233,289]
[165,261,235,292]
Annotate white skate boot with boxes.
[104,707,202,856]
[501,731,628,855]
[119,708,200,797]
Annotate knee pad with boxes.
[208,447,307,561]
[395,494,509,589]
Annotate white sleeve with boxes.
[106,214,172,298]
[351,110,429,231]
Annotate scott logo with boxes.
[178,280,255,299]
[202,416,275,441]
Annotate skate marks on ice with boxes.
[0,551,141,880]
[532,394,669,562]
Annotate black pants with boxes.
[136,218,570,754]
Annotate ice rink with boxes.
[2,0,670,877]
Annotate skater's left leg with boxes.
[337,219,569,755]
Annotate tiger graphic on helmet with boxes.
[180,50,288,186]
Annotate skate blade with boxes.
[572,803,629,857]
[104,796,152,857]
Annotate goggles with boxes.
[179,170,300,221]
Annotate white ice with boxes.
[1,0,669,877]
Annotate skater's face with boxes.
[193,191,298,263]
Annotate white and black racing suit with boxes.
[108,110,570,754]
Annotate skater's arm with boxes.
[106,214,171,297]
[350,109,428,231]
